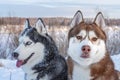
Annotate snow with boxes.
[0,54,120,80]
[111,54,120,71]
[0,59,25,80]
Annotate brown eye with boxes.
[76,36,82,40]
[91,37,98,41]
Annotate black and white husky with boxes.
[12,18,68,80]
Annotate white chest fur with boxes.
[72,63,91,80]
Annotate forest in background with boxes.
[1,17,120,26]
[0,17,120,59]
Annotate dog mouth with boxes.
[80,53,89,58]
[16,53,35,67]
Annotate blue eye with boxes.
[25,41,32,46]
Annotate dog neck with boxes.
[72,62,91,80]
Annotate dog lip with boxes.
[16,53,35,67]
[23,53,35,64]
[80,53,89,58]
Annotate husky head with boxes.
[12,18,49,68]
[68,11,107,67]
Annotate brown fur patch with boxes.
[90,53,118,80]
[116,70,120,80]
[68,22,106,42]
[67,56,73,80]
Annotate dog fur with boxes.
[67,10,119,80]
[13,18,68,80]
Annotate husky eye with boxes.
[25,41,32,46]
[76,36,82,40]
[91,37,98,41]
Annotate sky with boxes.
[0,0,120,18]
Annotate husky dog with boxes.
[67,10,119,80]
[12,18,68,80]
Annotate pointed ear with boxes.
[70,10,84,27]
[24,19,31,30]
[94,12,106,27]
[20,19,31,36]
[35,18,47,34]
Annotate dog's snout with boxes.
[12,52,19,58]
[81,45,91,53]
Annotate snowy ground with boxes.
[0,59,25,80]
[0,54,120,80]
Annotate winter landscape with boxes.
[0,0,120,80]
[0,17,120,80]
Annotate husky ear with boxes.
[70,10,84,27]
[24,19,31,30]
[35,18,47,34]
[20,19,31,36]
[94,12,106,27]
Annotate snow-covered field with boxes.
[0,59,25,80]
[0,54,120,80]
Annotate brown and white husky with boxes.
[67,10,119,80]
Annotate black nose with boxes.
[12,52,19,58]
